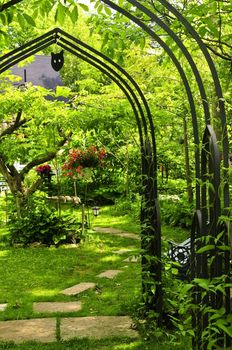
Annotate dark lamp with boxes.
[92,206,100,217]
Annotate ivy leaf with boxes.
[55,3,66,24]
[0,13,7,25]
[23,13,36,27]
[193,278,210,290]
[79,3,89,12]
[215,320,232,337]
[196,245,215,254]
[6,10,14,24]
[17,12,25,29]
[218,245,230,251]
[69,6,78,24]
[104,5,112,16]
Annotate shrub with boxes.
[9,202,81,246]
[160,195,194,228]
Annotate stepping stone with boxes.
[61,282,96,296]
[94,227,139,240]
[60,316,139,340]
[97,270,123,279]
[0,303,7,312]
[112,249,132,255]
[0,318,56,343]
[33,301,82,313]
[123,256,139,263]
[117,232,139,240]
[94,227,123,234]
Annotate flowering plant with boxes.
[36,164,52,175]
[62,146,107,178]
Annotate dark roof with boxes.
[11,55,63,90]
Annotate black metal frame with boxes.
[0,1,230,348]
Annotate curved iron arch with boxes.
[0,29,149,148]
[0,29,158,205]
[122,0,230,208]
[0,1,230,347]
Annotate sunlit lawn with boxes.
[93,206,189,242]
[0,232,140,321]
[0,204,190,349]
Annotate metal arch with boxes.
[0,29,159,220]
[102,0,211,124]
[99,0,201,209]
[131,0,230,209]
[55,33,148,134]
[0,26,162,314]
[198,125,230,349]
[0,30,149,149]
[0,0,201,207]
[56,29,151,133]
[0,31,153,207]
[201,125,221,243]
[56,41,145,141]
[56,37,162,320]
[0,0,21,12]
[55,28,159,198]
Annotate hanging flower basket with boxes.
[62,146,107,178]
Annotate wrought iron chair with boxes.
[168,238,191,280]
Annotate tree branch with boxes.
[0,110,28,138]
[202,37,232,50]
[205,45,231,61]
[20,131,72,179]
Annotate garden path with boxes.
[0,227,140,344]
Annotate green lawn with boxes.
[0,204,190,349]
[92,206,190,242]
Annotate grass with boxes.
[0,337,191,350]
[0,232,140,321]
[0,202,191,349]
[92,206,189,243]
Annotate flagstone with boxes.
[123,256,139,262]
[112,249,132,255]
[33,301,82,313]
[94,227,139,240]
[94,227,123,234]
[97,270,123,279]
[60,316,139,340]
[0,318,56,343]
[0,303,7,312]
[61,282,96,296]
[117,232,139,240]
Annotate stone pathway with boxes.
[61,316,138,340]
[94,227,139,240]
[33,301,82,313]
[97,269,123,279]
[112,249,133,255]
[0,316,138,343]
[61,282,96,296]
[0,318,56,343]
[0,227,140,344]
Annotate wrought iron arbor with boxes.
[0,1,231,349]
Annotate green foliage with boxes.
[160,195,194,228]
[8,197,81,246]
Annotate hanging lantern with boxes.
[92,207,100,217]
